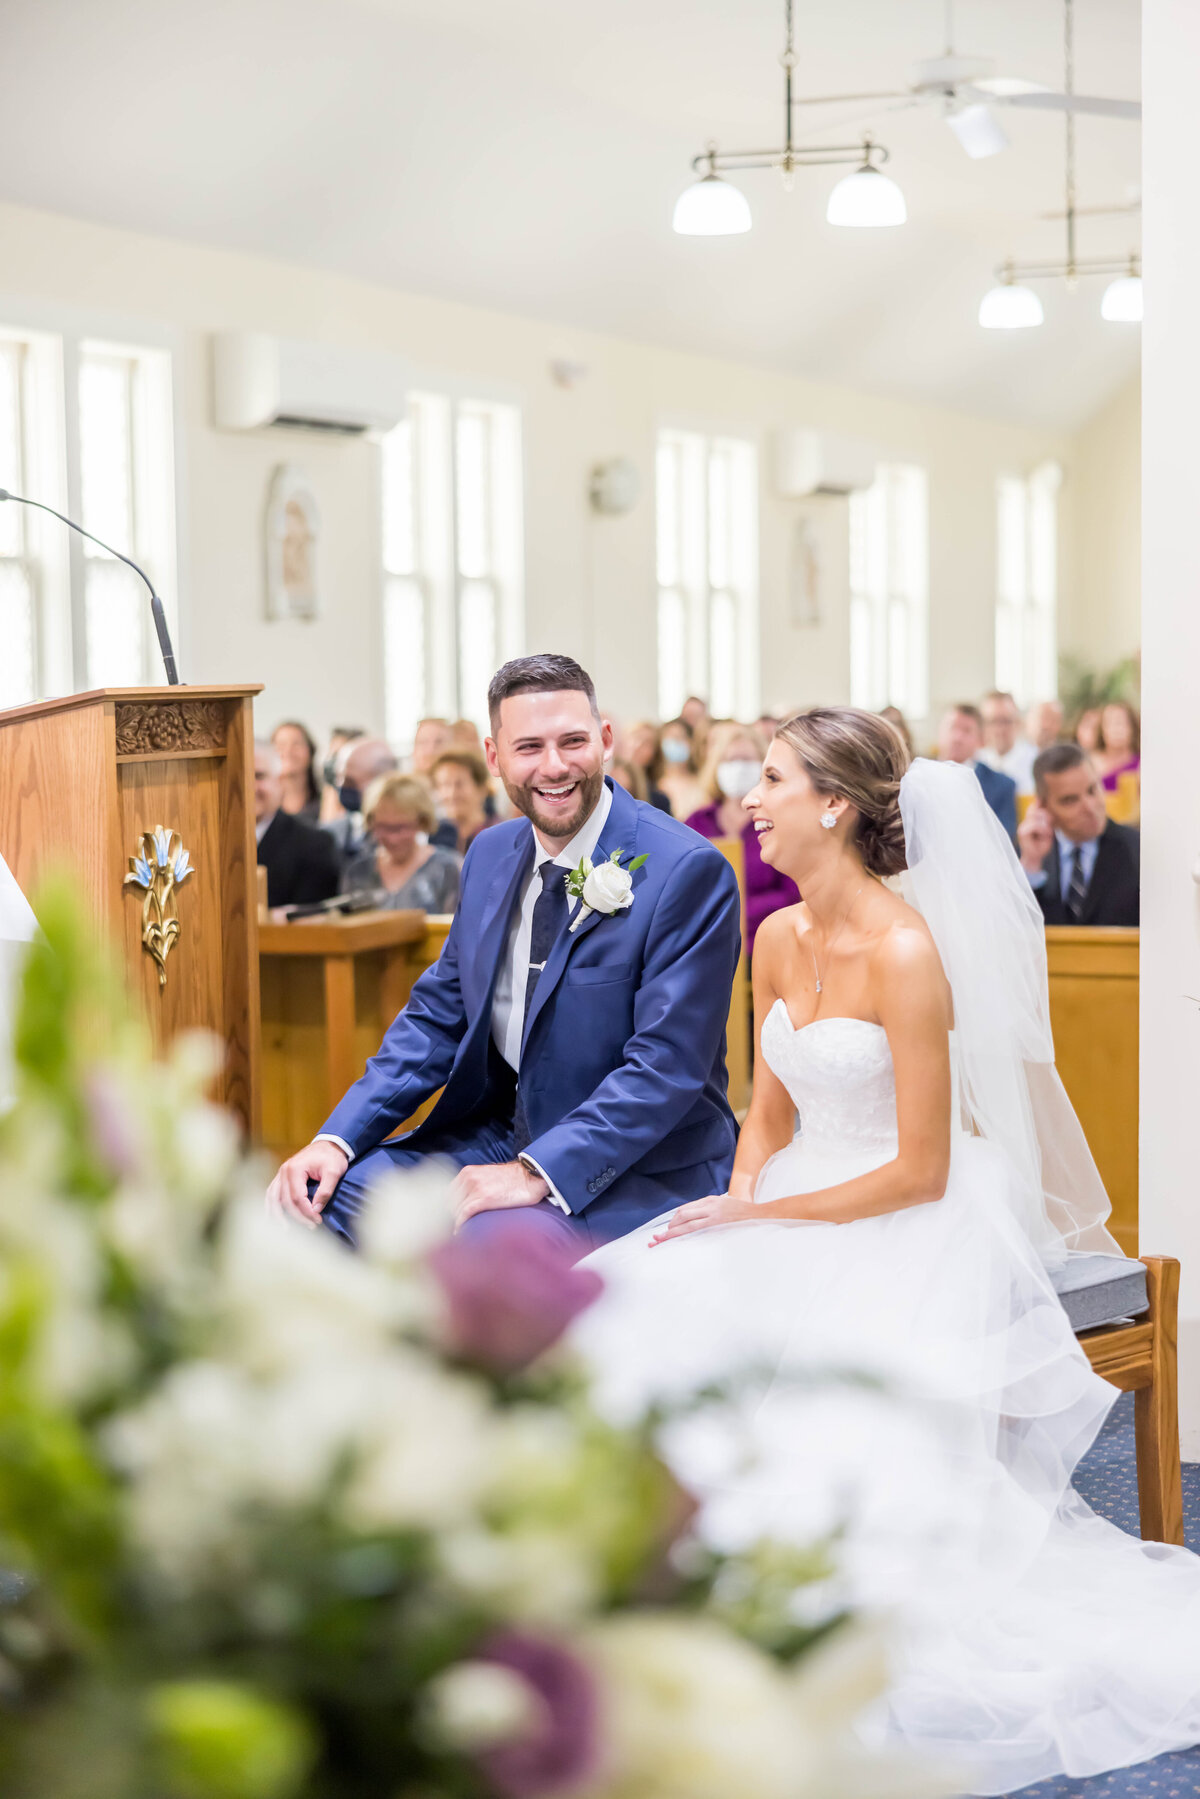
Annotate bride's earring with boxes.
[820,811,838,830]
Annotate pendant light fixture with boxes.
[1100,259,1143,321]
[978,0,1140,330]
[826,141,908,226]
[978,265,1045,329]
[673,0,904,238]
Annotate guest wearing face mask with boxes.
[316,726,366,825]
[657,717,708,820]
[320,737,399,867]
[685,723,799,956]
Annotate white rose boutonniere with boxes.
[565,848,648,933]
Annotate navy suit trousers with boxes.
[318,1114,595,1259]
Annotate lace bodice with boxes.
[760,1001,898,1154]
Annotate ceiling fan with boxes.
[792,0,1141,160]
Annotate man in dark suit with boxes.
[255,740,340,909]
[1018,743,1139,927]
[937,703,1018,839]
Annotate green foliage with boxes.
[1057,653,1140,722]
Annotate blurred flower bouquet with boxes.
[0,887,941,1799]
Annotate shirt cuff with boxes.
[314,1133,355,1163]
[1024,867,1048,891]
[519,1152,570,1214]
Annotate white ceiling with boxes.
[0,0,1141,431]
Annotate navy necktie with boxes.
[512,862,570,1154]
[522,861,570,1040]
[1064,846,1089,922]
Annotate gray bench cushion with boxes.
[1053,1252,1148,1332]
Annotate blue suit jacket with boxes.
[974,759,1018,839]
[319,778,742,1239]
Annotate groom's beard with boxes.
[502,765,606,842]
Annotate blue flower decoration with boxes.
[153,827,172,869]
[130,856,153,889]
[172,848,192,883]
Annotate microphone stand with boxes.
[0,488,181,686]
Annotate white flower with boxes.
[357,1159,456,1268]
[422,1661,541,1752]
[580,1613,815,1799]
[437,1524,598,1623]
[339,1353,494,1533]
[581,860,634,918]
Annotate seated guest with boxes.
[1095,701,1141,793]
[1074,707,1102,756]
[255,741,340,908]
[979,689,1037,796]
[1017,743,1139,927]
[621,720,671,813]
[322,737,399,863]
[317,726,366,825]
[657,716,709,820]
[685,723,799,956]
[936,703,1018,838]
[879,705,915,757]
[610,756,649,802]
[1027,698,1064,752]
[341,773,460,914]
[409,716,452,778]
[431,749,494,855]
[271,719,322,823]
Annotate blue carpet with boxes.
[992,1391,1200,1798]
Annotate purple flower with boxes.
[475,1631,599,1797]
[84,1067,142,1179]
[428,1221,603,1374]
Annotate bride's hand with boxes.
[650,1192,756,1244]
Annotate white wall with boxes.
[1062,374,1141,674]
[1142,0,1200,1455]
[0,199,1088,749]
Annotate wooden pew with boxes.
[711,835,753,1117]
[1045,926,1139,1255]
[258,910,449,1163]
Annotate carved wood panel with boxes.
[115,699,227,757]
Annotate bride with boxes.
[571,707,1200,1796]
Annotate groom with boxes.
[267,654,741,1255]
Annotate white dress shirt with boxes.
[979,738,1038,797]
[317,782,613,1213]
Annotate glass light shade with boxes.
[826,165,907,227]
[1100,274,1143,322]
[672,174,752,236]
[978,282,1044,329]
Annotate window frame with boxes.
[848,462,929,721]
[655,424,759,723]
[0,296,183,698]
[994,460,1061,708]
[381,387,525,752]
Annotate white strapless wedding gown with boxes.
[573,1005,1200,1796]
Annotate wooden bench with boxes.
[1069,1254,1183,1544]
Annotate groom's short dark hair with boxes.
[488,655,600,730]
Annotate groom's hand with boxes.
[266,1139,349,1229]
[451,1160,550,1232]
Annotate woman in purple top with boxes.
[1095,701,1141,794]
[685,722,799,955]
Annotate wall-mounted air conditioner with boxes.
[211,331,409,436]
[774,428,878,497]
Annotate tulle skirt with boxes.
[572,1133,1200,1794]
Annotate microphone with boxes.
[0,488,181,686]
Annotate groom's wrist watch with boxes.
[517,1152,568,1213]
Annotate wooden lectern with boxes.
[0,685,262,1135]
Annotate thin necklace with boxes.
[810,884,863,997]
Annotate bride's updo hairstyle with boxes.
[775,707,910,878]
